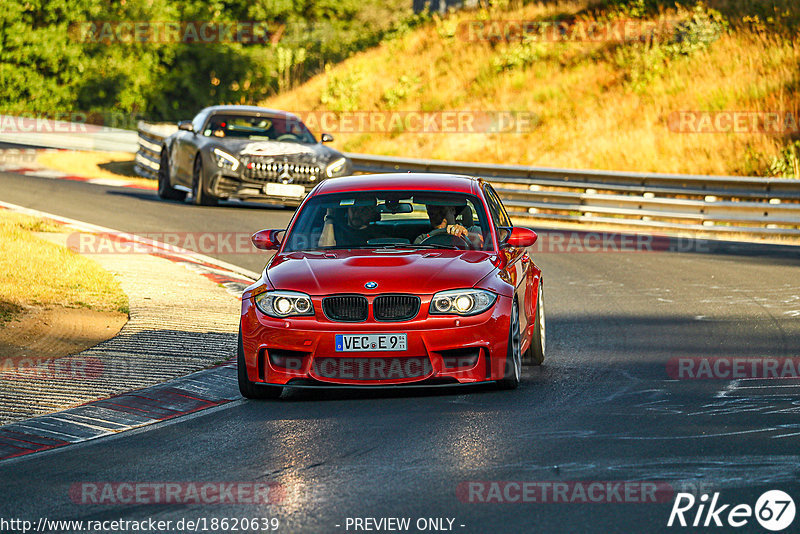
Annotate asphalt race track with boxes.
[2,170,800,533]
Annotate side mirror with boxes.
[178,121,194,132]
[504,227,538,248]
[320,133,334,143]
[251,229,284,250]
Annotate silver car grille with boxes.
[241,157,321,184]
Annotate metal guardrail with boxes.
[137,122,800,237]
[134,122,177,179]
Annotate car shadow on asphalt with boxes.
[105,189,294,211]
[280,382,500,402]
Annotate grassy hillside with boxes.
[263,0,799,177]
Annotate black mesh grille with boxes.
[312,356,432,380]
[322,295,368,322]
[374,295,420,321]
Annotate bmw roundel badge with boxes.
[365,281,378,289]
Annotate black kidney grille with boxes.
[374,295,420,321]
[322,295,368,322]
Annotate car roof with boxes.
[315,173,482,195]
[199,105,298,120]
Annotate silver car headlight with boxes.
[430,289,497,316]
[254,291,314,318]
[213,148,240,171]
[326,157,347,177]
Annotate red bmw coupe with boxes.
[238,173,545,398]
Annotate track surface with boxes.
[2,171,800,533]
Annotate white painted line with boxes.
[0,199,261,281]
[731,384,800,389]
[86,178,136,186]
[715,379,740,398]
[22,169,69,178]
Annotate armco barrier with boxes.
[136,122,800,237]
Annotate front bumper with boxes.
[208,170,315,205]
[240,295,513,387]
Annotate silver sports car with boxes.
[157,105,352,206]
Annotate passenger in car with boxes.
[318,205,383,247]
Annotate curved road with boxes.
[1,171,800,532]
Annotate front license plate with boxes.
[264,182,305,198]
[335,334,407,352]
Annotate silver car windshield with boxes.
[202,114,316,144]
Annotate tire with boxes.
[497,300,522,390]
[192,156,218,206]
[157,148,186,201]
[237,326,282,400]
[523,281,546,366]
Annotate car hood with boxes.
[266,249,498,295]
[213,138,341,163]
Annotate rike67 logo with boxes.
[668,490,795,531]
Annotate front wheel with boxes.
[237,327,282,400]
[192,156,218,206]
[157,148,186,201]
[497,300,522,390]
[523,281,545,366]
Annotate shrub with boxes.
[614,3,727,92]
[320,66,364,112]
[768,141,800,178]
[382,75,422,109]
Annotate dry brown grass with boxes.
[0,211,129,321]
[35,150,156,187]
[263,0,799,176]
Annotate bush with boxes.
[768,141,800,178]
[320,66,364,112]
[614,3,727,92]
[382,75,422,109]
[492,42,545,73]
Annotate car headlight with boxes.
[430,289,497,316]
[325,157,347,177]
[254,291,314,318]
[213,148,240,171]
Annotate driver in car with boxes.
[415,205,484,247]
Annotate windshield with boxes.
[202,114,316,144]
[283,191,492,252]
